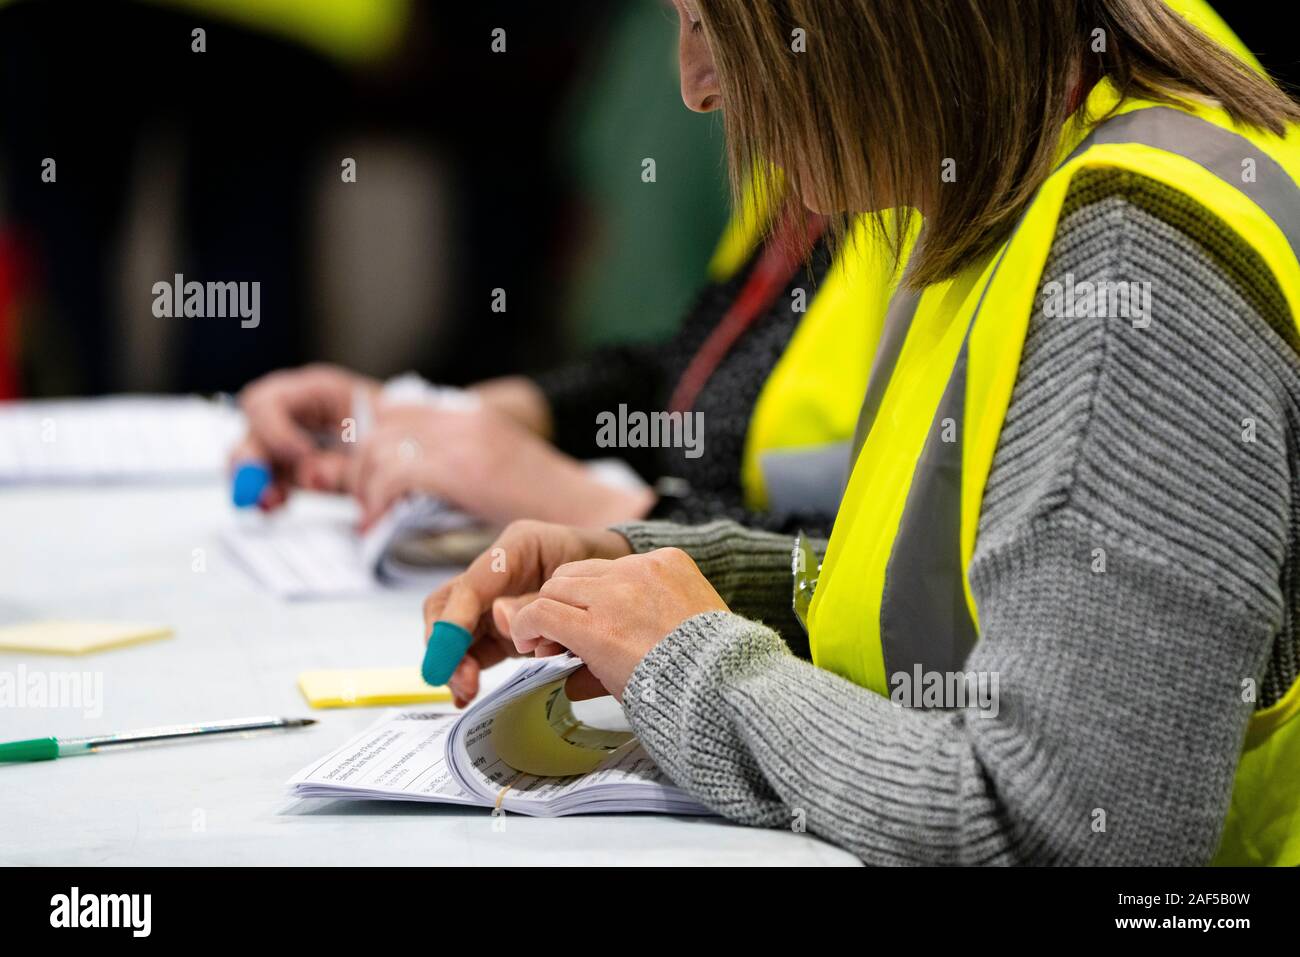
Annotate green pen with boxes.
[0,715,316,763]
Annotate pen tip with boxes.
[290,718,318,727]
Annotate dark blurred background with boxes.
[2,2,1293,405]
[0,0,729,398]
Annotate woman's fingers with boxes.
[446,594,530,705]
[345,435,380,508]
[228,435,267,470]
[243,394,317,464]
[439,578,487,636]
[448,632,516,706]
[423,531,531,637]
[551,558,616,578]
[349,427,441,529]
[448,654,480,707]
[495,593,571,658]
[564,666,608,701]
[538,575,597,608]
[347,435,406,529]
[509,597,588,655]
[358,459,410,531]
[296,449,350,494]
[257,479,290,511]
[492,593,535,636]
[232,366,372,508]
[228,436,285,510]
[421,521,615,704]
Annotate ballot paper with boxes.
[220,495,472,598]
[289,655,711,817]
[0,396,242,483]
[222,460,647,599]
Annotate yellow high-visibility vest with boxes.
[1164,0,1263,73]
[806,78,1300,865]
[136,0,409,63]
[719,0,1250,518]
[708,183,916,515]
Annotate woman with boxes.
[424,0,1300,866]
[231,7,905,537]
[232,210,858,533]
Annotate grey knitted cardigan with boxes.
[615,169,1300,865]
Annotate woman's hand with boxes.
[511,547,729,702]
[422,520,635,706]
[350,401,655,530]
[232,363,378,509]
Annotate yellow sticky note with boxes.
[298,667,452,709]
[0,620,172,655]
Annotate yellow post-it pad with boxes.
[0,620,172,655]
[298,667,452,709]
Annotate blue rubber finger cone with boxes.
[232,462,272,508]
[422,621,474,686]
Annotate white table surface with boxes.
[0,481,858,866]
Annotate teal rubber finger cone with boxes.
[422,621,474,686]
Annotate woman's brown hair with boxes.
[696,0,1300,287]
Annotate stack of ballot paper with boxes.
[289,655,711,817]
[0,396,242,483]
[221,495,473,598]
[223,459,647,599]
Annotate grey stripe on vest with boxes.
[849,288,921,465]
[760,441,853,518]
[878,330,983,686]
[1067,107,1300,259]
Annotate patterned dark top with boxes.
[534,238,836,534]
